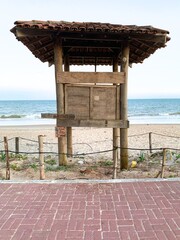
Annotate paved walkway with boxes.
[0,179,179,240]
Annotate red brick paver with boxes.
[0,180,179,240]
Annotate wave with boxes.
[0,114,41,119]
[128,113,157,117]
[169,112,180,116]
[0,114,25,119]
[129,112,180,117]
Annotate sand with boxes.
[0,124,179,180]
[0,124,180,153]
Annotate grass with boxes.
[10,163,22,171]
[137,151,146,163]
[45,159,57,165]
[10,153,28,161]
[168,174,177,178]
[0,152,6,161]
[29,163,38,171]
[99,160,113,166]
[45,165,74,172]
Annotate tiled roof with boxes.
[11,20,170,65]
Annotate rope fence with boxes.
[0,132,179,180]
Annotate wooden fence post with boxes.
[161,148,166,178]
[15,137,19,154]
[149,132,152,153]
[38,135,45,180]
[113,129,118,179]
[4,137,10,180]
[67,127,73,156]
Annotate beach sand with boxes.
[0,124,179,180]
[0,124,180,151]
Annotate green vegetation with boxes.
[45,159,56,165]
[168,174,176,178]
[10,153,27,161]
[29,163,38,171]
[137,152,146,162]
[0,152,6,161]
[10,163,22,171]
[100,160,113,166]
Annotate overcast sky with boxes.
[1,0,179,100]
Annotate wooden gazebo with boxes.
[11,20,170,171]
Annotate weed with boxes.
[168,174,176,178]
[138,152,146,163]
[45,159,56,165]
[30,163,38,171]
[10,153,27,161]
[0,152,6,161]
[10,163,21,171]
[100,160,113,166]
[45,165,72,172]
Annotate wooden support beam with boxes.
[113,56,119,179]
[64,55,73,156]
[57,72,125,84]
[55,119,129,128]
[63,41,122,49]
[41,113,75,119]
[54,38,67,166]
[120,43,130,170]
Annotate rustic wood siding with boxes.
[65,84,119,120]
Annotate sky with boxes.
[0,0,180,100]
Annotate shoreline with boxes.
[0,123,179,129]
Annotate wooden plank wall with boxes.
[64,85,119,120]
[58,72,125,84]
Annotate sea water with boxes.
[0,99,179,126]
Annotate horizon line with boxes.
[0,97,180,101]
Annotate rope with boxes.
[152,132,180,139]
[128,132,150,138]
[1,146,179,158]
[19,137,39,143]
[0,137,15,144]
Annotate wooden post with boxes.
[38,135,45,180]
[4,137,10,180]
[67,128,73,156]
[64,55,73,156]
[54,38,67,166]
[15,137,19,154]
[161,148,166,178]
[120,44,130,170]
[149,132,152,153]
[113,57,119,179]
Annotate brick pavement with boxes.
[0,180,179,240]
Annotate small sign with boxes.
[55,126,66,137]
[94,95,100,101]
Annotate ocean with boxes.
[0,99,179,126]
